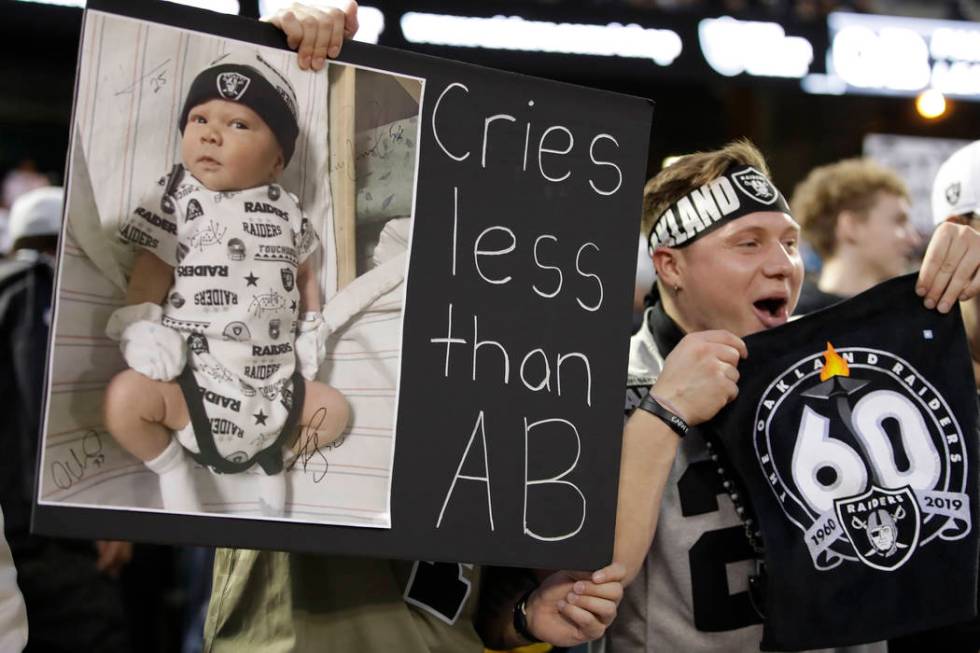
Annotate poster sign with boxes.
[34,0,653,570]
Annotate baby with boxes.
[104,53,349,515]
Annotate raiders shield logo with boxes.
[754,342,971,572]
[280,268,295,291]
[228,451,249,464]
[169,291,185,309]
[946,182,962,206]
[298,219,315,253]
[176,242,190,263]
[216,72,250,100]
[187,332,209,354]
[222,321,251,341]
[732,167,779,205]
[269,318,281,340]
[268,184,281,201]
[186,199,204,222]
[835,485,920,571]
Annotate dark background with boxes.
[3,0,979,200]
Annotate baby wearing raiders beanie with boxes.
[104,52,349,516]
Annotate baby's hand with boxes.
[295,312,330,380]
[107,303,186,382]
[264,1,359,71]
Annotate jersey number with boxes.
[679,460,762,632]
[403,561,472,625]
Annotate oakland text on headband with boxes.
[647,165,793,253]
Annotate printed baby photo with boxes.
[38,7,423,529]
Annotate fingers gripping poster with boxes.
[36,0,653,569]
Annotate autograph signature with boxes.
[50,430,106,490]
[114,59,171,96]
[289,406,333,483]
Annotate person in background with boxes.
[0,186,133,652]
[929,139,980,390]
[0,165,50,254]
[790,158,921,314]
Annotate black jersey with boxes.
[707,273,980,650]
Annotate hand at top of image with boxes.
[264,1,359,71]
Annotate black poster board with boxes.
[34,0,653,570]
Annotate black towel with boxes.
[707,273,980,651]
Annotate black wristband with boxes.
[638,393,690,438]
[513,586,542,644]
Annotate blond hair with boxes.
[641,139,771,238]
[790,158,909,259]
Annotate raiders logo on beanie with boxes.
[179,54,300,166]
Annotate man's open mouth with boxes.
[752,296,789,327]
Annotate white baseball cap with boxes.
[8,186,63,246]
[932,141,980,225]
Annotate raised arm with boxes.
[614,329,746,584]
[916,221,980,374]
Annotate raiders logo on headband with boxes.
[732,167,779,205]
[946,182,962,206]
[754,342,970,572]
[217,72,251,101]
[648,164,793,250]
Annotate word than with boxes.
[430,304,592,407]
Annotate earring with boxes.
[673,284,681,293]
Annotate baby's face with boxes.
[181,99,284,192]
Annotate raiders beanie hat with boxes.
[179,58,299,166]
[932,140,980,225]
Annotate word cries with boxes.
[431,82,624,197]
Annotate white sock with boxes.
[145,437,203,513]
[257,468,287,517]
